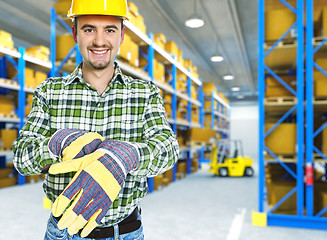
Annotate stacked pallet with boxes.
[0,30,14,50]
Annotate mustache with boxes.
[88,44,113,49]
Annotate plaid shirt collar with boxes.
[64,61,127,87]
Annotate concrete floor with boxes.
[0,165,326,240]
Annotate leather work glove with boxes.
[48,140,139,237]
[48,129,104,161]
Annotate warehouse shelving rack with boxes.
[256,0,327,229]
[0,45,52,185]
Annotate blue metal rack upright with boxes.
[306,0,327,220]
[50,8,82,78]
[255,0,327,229]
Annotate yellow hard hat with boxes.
[68,0,129,20]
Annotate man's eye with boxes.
[84,29,94,33]
[106,29,115,33]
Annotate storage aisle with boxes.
[0,166,325,240]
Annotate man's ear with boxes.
[120,26,125,45]
[72,25,78,43]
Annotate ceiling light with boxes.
[231,87,240,92]
[211,54,224,62]
[185,15,205,28]
[237,95,244,99]
[185,0,205,29]
[223,73,234,80]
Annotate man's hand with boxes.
[49,140,139,237]
[48,129,104,161]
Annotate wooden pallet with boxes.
[264,38,297,49]
[0,112,18,119]
[265,154,297,163]
[0,147,13,152]
[314,96,327,102]
[265,96,297,105]
[0,78,18,86]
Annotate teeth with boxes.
[92,50,107,54]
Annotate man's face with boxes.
[72,15,125,71]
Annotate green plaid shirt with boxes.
[13,62,179,226]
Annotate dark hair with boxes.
[74,17,124,33]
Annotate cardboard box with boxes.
[0,129,18,149]
[165,41,179,58]
[56,34,76,60]
[127,2,139,16]
[119,33,139,67]
[26,45,50,61]
[266,179,297,213]
[265,123,296,154]
[154,33,166,49]
[186,127,217,143]
[154,174,163,190]
[35,71,47,86]
[316,7,327,37]
[202,82,216,95]
[0,30,14,49]
[265,86,294,97]
[314,181,327,217]
[266,75,296,87]
[265,9,296,41]
[153,59,165,83]
[54,0,71,15]
[0,177,16,188]
[0,95,15,115]
[25,68,36,88]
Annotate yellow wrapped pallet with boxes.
[0,95,15,115]
[265,8,296,41]
[153,59,165,83]
[191,86,197,100]
[0,30,14,49]
[265,123,296,154]
[266,179,296,214]
[135,15,146,34]
[54,0,71,15]
[184,59,192,70]
[0,129,18,149]
[202,82,216,95]
[154,33,166,49]
[190,65,199,79]
[154,174,163,190]
[127,2,139,16]
[314,58,327,97]
[119,33,139,67]
[25,68,36,88]
[265,75,296,98]
[316,7,327,37]
[165,41,179,58]
[192,108,199,123]
[26,45,50,62]
[35,71,47,86]
[129,13,147,34]
[314,182,327,217]
[56,34,76,60]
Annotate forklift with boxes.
[209,139,254,177]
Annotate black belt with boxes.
[53,207,141,239]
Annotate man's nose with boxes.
[93,31,106,46]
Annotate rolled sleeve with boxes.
[129,83,179,177]
[12,84,58,175]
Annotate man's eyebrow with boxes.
[80,24,119,30]
[81,24,95,29]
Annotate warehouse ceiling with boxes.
[0,0,258,102]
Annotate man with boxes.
[12,0,179,239]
